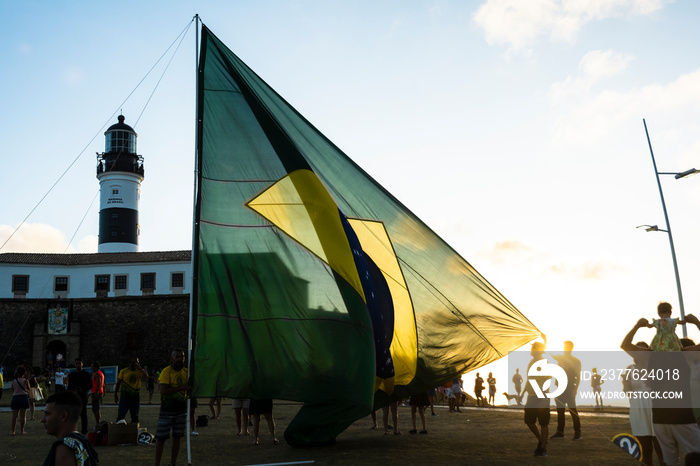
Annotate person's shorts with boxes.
[92,393,103,411]
[249,399,273,415]
[409,392,430,407]
[524,407,550,426]
[156,411,187,440]
[232,398,250,409]
[11,394,30,410]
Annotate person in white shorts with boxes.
[232,398,250,436]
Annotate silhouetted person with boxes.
[474,373,485,406]
[524,342,550,457]
[622,315,700,466]
[550,341,581,440]
[591,368,604,409]
[90,361,104,426]
[408,391,430,434]
[427,388,438,415]
[249,399,278,445]
[383,401,400,435]
[233,398,250,436]
[623,341,665,466]
[66,358,92,434]
[487,372,497,406]
[209,396,222,419]
[10,365,29,436]
[512,368,523,397]
[452,377,463,412]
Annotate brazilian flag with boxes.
[191,24,541,447]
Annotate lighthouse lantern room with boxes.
[96,115,144,253]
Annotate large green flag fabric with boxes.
[191,25,541,446]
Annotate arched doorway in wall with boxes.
[47,340,67,370]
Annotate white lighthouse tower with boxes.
[96,115,144,253]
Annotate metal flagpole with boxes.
[187,13,201,466]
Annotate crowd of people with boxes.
[617,302,700,466]
[7,300,700,464]
[2,349,192,466]
[520,301,700,465]
[2,348,281,465]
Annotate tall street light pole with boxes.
[642,119,700,337]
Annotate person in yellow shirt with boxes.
[155,349,190,466]
[114,357,148,423]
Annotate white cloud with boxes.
[0,223,96,253]
[76,235,98,253]
[549,67,700,148]
[580,49,635,82]
[549,49,634,103]
[384,15,405,39]
[429,2,445,19]
[473,0,668,54]
[62,67,84,88]
[487,240,536,265]
[546,261,623,280]
[478,239,622,280]
[1,223,68,253]
[18,43,32,55]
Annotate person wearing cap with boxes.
[524,342,550,457]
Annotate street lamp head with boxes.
[636,224,668,233]
[675,168,700,179]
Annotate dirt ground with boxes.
[1,392,644,465]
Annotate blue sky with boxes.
[3,0,700,358]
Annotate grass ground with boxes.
[1,389,643,465]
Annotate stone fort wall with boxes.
[0,295,190,373]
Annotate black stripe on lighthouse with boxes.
[98,207,139,245]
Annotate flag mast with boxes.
[186,13,201,466]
